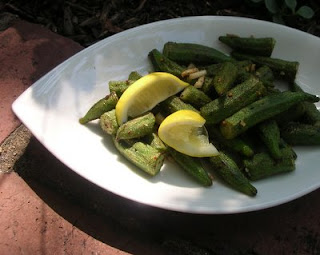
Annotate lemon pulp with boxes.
[115,72,189,125]
[158,110,219,157]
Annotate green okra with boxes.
[100,109,119,135]
[257,120,281,159]
[116,112,155,140]
[148,49,185,78]
[112,137,165,176]
[255,65,275,88]
[200,77,266,125]
[208,126,255,157]
[291,82,320,126]
[128,71,142,81]
[180,86,212,109]
[219,35,276,57]
[212,61,239,95]
[160,96,199,114]
[209,151,257,196]
[109,80,134,97]
[168,147,212,187]
[280,122,320,145]
[79,91,118,124]
[163,42,233,65]
[204,63,222,76]
[200,76,218,98]
[144,132,167,153]
[220,91,319,139]
[274,103,306,126]
[243,147,296,181]
[231,51,299,82]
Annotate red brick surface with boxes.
[0,173,130,255]
[0,20,83,143]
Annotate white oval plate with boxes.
[12,16,320,214]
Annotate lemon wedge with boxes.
[115,72,189,124]
[158,110,219,157]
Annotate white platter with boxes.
[12,16,320,214]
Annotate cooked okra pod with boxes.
[219,35,276,57]
[148,48,185,78]
[255,65,275,87]
[280,122,320,145]
[209,151,257,196]
[116,112,155,140]
[208,126,255,157]
[291,82,320,126]
[231,51,299,82]
[163,42,233,64]
[160,96,199,114]
[144,132,167,153]
[79,91,118,124]
[100,109,119,135]
[168,148,213,187]
[128,71,142,81]
[112,137,165,176]
[109,80,134,97]
[257,120,282,159]
[180,86,212,108]
[200,77,266,125]
[220,91,319,139]
[212,61,239,95]
[243,147,296,181]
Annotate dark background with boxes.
[1,0,320,46]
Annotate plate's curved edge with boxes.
[11,16,320,215]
